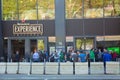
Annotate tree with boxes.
[2,0,55,20]
[66,0,82,18]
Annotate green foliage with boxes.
[2,0,120,20]
[2,0,55,20]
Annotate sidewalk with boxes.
[0,74,120,80]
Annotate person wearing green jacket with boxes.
[60,51,64,62]
[90,48,95,62]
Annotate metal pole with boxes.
[29,53,32,74]
[88,53,91,75]
[43,59,46,75]
[73,59,75,75]
[58,59,60,75]
[103,61,106,74]
[16,61,20,74]
[118,58,120,74]
[5,59,8,74]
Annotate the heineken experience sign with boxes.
[13,23,43,35]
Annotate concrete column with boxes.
[25,39,30,62]
[8,39,12,62]
[0,0,4,59]
[55,0,66,52]
[44,37,48,51]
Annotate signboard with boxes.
[37,39,44,50]
[13,23,43,35]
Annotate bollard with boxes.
[43,59,46,75]
[73,60,75,75]
[29,58,32,74]
[88,54,91,75]
[103,61,106,74]
[58,59,60,75]
[16,61,20,74]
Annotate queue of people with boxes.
[31,48,119,62]
[10,48,119,62]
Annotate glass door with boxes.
[75,37,94,50]
[11,40,25,62]
[30,39,45,53]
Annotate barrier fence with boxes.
[0,58,120,75]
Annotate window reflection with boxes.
[66,0,120,19]
[2,0,18,20]
[19,0,37,20]
[66,0,82,19]
[75,38,93,50]
[38,0,55,19]
[2,0,120,20]
[84,0,103,18]
[104,0,120,17]
[2,0,55,20]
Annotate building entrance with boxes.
[11,40,25,62]
[6,37,47,62]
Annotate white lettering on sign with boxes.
[13,23,43,35]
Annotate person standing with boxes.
[97,49,103,62]
[71,50,77,62]
[111,51,117,61]
[78,51,86,62]
[32,49,40,62]
[90,48,95,62]
[15,51,20,62]
[103,49,112,62]
[65,49,72,62]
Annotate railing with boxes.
[0,58,120,75]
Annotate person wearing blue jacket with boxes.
[103,49,112,62]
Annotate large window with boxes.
[66,0,82,19]
[2,0,18,20]
[19,0,37,20]
[2,0,55,20]
[75,38,94,50]
[38,0,55,19]
[84,0,103,18]
[66,0,120,19]
[104,0,120,17]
